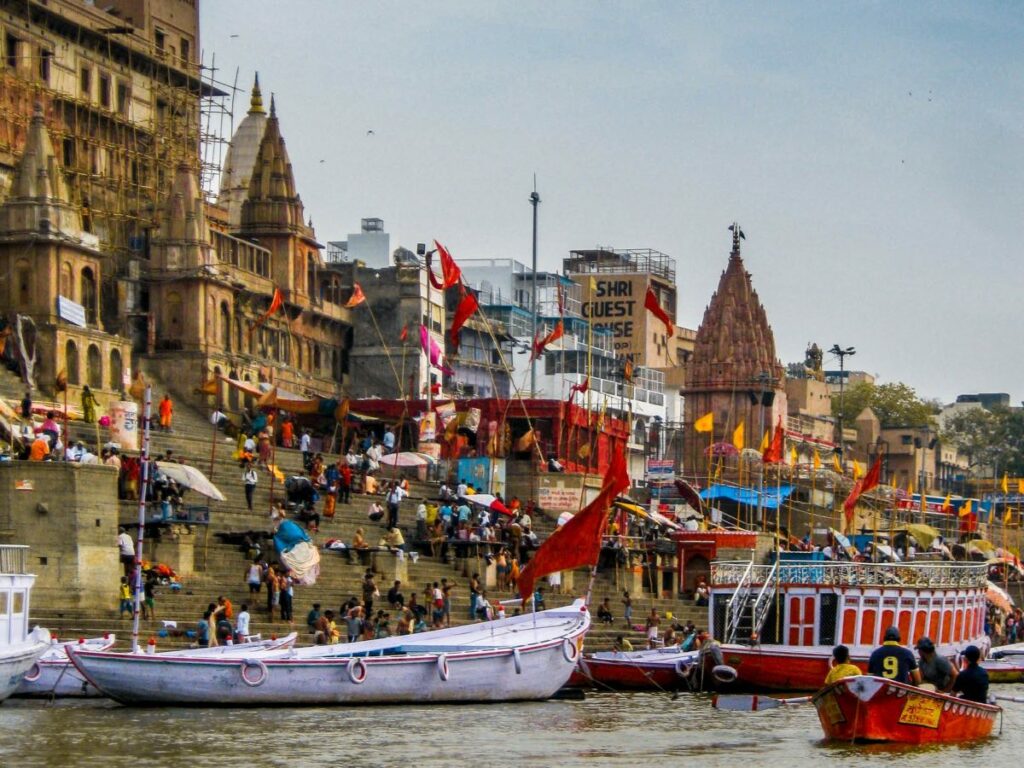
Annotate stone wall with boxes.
[0,462,119,610]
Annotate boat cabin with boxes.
[709,559,989,649]
[0,546,35,646]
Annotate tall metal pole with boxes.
[131,385,153,653]
[830,345,855,460]
[756,372,768,528]
[529,180,540,398]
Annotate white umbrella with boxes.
[379,451,435,468]
[155,462,226,502]
[460,494,512,515]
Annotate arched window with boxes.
[65,339,80,386]
[87,344,102,388]
[220,301,231,351]
[166,292,182,336]
[109,348,122,391]
[80,267,97,324]
[307,254,316,298]
[59,261,73,299]
[15,259,31,305]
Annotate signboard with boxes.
[418,412,436,442]
[57,295,87,328]
[107,400,139,451]
[537,475,585,513]
[898,695,943,729]
[646,458,674,476]
[581,276,641,354]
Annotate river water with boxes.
[2,687,1023,767]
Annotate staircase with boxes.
[2,362,705,652]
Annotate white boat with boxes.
[0,545,51,702]
[68,601,590,706]
[15,632,298,698]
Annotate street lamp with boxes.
[829,344,856,460]
[750,371,774,525]
[529,182,541,398]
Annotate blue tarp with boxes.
[274,519,311,554]
[698,484,795,510]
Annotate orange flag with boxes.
[449,290,479,351]
[427,240,463,290]
[344,283,366,308]
[517,446,630,602]
[195,377,218,395]
[762,418,784,463]
[250,287,284,336]
[843,453,883,522]
[55,369,67,393]
[531,320,564,360]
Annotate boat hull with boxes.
[573,649,698,690]
[0,629,51,702]
[812,676,999,744]
[68,608,589,706]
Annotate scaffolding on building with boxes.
[564,247,676,283]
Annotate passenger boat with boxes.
[571,646,700,690]
[0,545,51,702]
[706,559,990,691]
[812,675,999,743]
[15,632,298,698]
[981,642,1024,683]
[68,601,589,706]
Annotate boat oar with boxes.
[713,693,812,711]
[993,695,1024,704]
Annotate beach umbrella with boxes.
[155,462,226,502]
[460,493,511,515]
[899,523,940,550]
[379,451,435,468]
[987,580,1014,613]
[968,539,996,557]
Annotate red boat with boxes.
[812,675,999,743]
[570,648,699,690]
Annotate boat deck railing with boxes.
[711,560,988,589]
[0,545,28,575]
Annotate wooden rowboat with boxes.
[812,675,999,744]
[571,646,700,690]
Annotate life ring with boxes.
[562,638,579,663]
[674,658,692,678]
[23,663,41,683]
[437,654,450,682]
[712,664,738,684]
[347,658,367,685]
[512,648,523,675]
[239,659,268,687]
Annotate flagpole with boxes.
[62,385,68,461]
[131,385,152,653]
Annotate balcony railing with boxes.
[0,545,29,574]
[710,560,988,590]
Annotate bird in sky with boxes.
[367,130,375,136]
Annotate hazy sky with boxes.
[201,1,1023,405]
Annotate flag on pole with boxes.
[762,418,784,463]
[959,499,973,518]
[843,453,883,522]
[942,491,951,512]
[813,450,821,470]
[732,422,745,450]
[195,377,219,395]
[1019,479,1024,495]
[427,240,463,290]
[399,323,409,342]
[644,286,674,338]
[832,454,842,473]
[250,287,284,336]
[852,460,862,480]
[530,320,565,360]
[344,283,366,308]
[517,445,630,602]
[1002,473,1009,494]
[694,412,713,433]
[449,290,479,351]
[1005,507,1013,525]
[790,446,798,466]
[759,430,769,453]
[907,480,914,497]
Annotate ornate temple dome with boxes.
[686,224,785,391]
[218,73,268,228]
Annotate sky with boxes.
[200,1,1024,406]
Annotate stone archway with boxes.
[86,344,102,388]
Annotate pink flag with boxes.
[419,325,453,376]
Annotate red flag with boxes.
[449,291,479,351]
[399,323,409,342]
[644,286,673,338]
[428,240,462,290]
[249,287,283,336]
[568,376,589,403]
[530,320,564,360]
[623,358,634,384]
[518,446,630,602]
[762,418,784,463]
[842,453,883,522]
[344,283,366,308]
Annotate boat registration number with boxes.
[898,695,943,728]
[821,693,845,725]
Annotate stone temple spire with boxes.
[240,94,306,231]
[686,224,784,390]
[249,72,264,114]
[218,73,270,228]
[155,162,213,268]
[0,103,87,241]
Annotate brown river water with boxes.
[2,687,1023,767]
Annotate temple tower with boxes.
[683,224,786,479]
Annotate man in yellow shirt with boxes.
[824,644,863,685]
